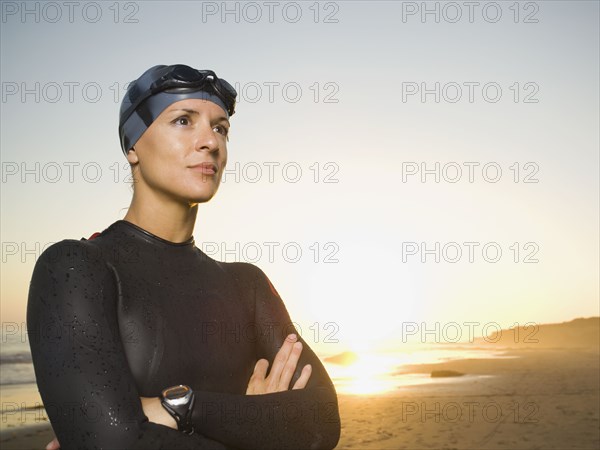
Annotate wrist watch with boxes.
[160,384,195,435]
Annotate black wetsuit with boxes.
[27,220,340,450]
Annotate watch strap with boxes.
[161,391,195,435]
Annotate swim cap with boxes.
[118,64,237,156]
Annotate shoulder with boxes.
[214,259,281,298]
[215,259,267,281]
[33,238,110,276]
[28,239,117,315]
[196,245,259,278]
[219,260,263,277]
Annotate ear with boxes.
[126,146,139,165]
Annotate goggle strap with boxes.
[136,102,155,127]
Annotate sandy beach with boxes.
[2,347,598,450]
[0,423,55,450]
[337,348,599,449]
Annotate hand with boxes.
[140,396,178,430]
[45,437,60,450]
[246,333,312,395]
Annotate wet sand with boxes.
[337,348,599,449]
[0,424,55,450]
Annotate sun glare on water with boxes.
[324,346,485,395]
[339,353,399,395]
[325,351,422,395]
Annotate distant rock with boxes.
[324,351,359,366]
[431,370,464,378]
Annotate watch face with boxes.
[162,385,192,406]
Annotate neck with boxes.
[123,187,198,243]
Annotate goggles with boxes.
[119,64,237,130]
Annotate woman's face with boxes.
[127,98,230,205]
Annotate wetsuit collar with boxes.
[113,220,195,247]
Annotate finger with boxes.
[277,341,304,391]
[266,334,297,389]
[247,359,269,394]
[253,358,269,379]
[292,364,312,390]
[46,438,60,450]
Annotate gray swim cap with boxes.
[118,64,237,156]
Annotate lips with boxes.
[189,162,218,175]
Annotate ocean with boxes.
[1,331,36,387]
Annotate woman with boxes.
[27,64,341,450]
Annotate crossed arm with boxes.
[46,333,317,449]
[29,241,340,449]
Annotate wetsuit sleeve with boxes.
[189,264,341,450]
[27,240,230,450]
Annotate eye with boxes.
[172,116,190,126]
[214,124,229,137]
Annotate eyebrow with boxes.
[169,108,230,125]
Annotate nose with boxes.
[194,120,220,153]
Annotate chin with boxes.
[175,182,220,204]
[185,190,218,204]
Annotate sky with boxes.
[1,0,599,355]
